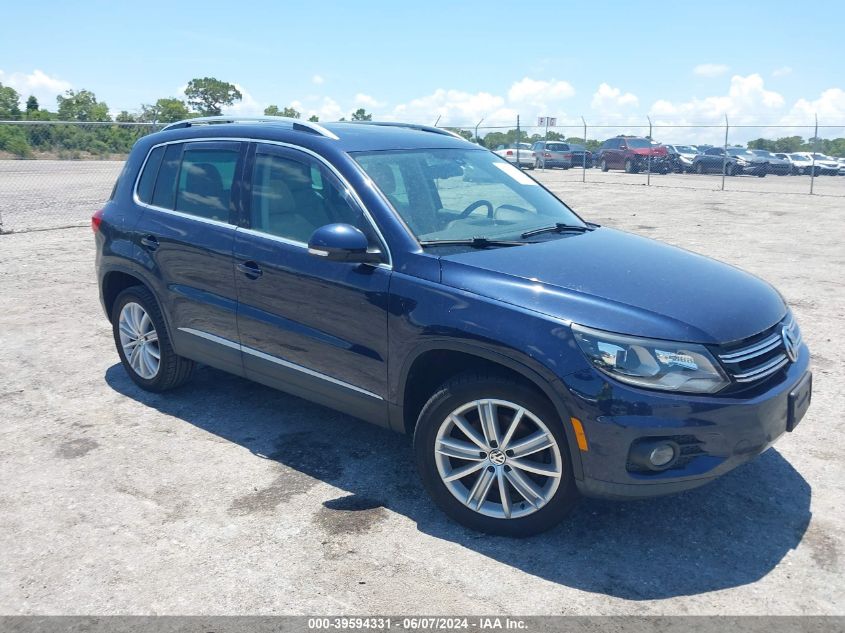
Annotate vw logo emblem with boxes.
[489,449,507,466]
[782,326,799,363]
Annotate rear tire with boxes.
[112,286,195,392]
[695,162,705,174]
[413,372,579,537]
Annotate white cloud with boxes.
[591,83,638,113]
[693,63,730,78]
[649,74,784,124]
[772,66,793,78]
[783,88,845,123]
[390,88,514,126]
[312,74,324,85]
[507,77,575,111]
[223,83,264,116]
[353,93,383,109]
[0,69,72,109]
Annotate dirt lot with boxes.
[0,166,844,615]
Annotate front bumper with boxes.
[558,344,811,500]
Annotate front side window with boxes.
[250,148,364,243]
[353,148,584,242]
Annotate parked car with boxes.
[779,153,819,176]
[530,141,573,169]
[809,153,842,175]
[664,144,699,173]
[692,147,768,176]
[597,136,670,173]
[773,153,807,175]
[94,116,812,536]
[493,143,535,169]
[566,143,594,168]
[749,149,791,175]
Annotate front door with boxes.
[234,142,391,425]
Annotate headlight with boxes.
[571,324,730,394]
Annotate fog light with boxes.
[628,439,681,472]
[649,444,676,467]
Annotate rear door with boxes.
[134,140,245,374]
[233,142,391,424]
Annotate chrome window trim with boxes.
[178,327,383,400]
[131,136,392,268]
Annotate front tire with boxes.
[600,159,608,172]
[413,372,579,536]
[624,158,636,173]
[112,286,194,392]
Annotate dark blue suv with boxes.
[94,116,812,536]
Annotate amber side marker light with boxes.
[570,417,589,452]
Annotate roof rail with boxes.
[160,115,339,140]
[345,121,465,140]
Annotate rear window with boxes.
[151,144,182,209]
[136,146,165,204]
[546,143,568,151]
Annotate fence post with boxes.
[810,114,818,195]
[646,115,653,186]
[516,115,521,169]
[474,117,484,145]
[582,116,587,183]
[721,115,729,191]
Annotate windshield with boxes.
[727,148,755,157]
[790,154,808,161]
[675,145,697,154]
[752,150,772,157]
[625,138,651,149]
[353,148,585,242]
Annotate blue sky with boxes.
[2,0,843,141]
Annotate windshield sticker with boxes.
[492,162,538,185]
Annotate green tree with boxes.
[115,111,136,123]
[139,98,191,123]
[308,114,319,122]
[0,83,22,119]
[351,108,372,121]
[25,95,39,114]
[264,105,300,118]
[184,77,242,116]
[445,127,473,140]
[56,89,111,121]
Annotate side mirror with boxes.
[308,223,382,264]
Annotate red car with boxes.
[596,137,670,173]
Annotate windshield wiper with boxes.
[419,237,529,249]
[520,223,596,239]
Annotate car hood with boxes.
[439,227,786,344]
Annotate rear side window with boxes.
[174,146,240,222]
[136,146,165,204]
[151,144,182,209]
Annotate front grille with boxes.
[716,316,800,385]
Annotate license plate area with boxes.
[787,372,812,432]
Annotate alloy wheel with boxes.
[118,301,160,379]
[433,399,562,519]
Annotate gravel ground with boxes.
[0,166,844,615]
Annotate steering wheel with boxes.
[460,199,494,219]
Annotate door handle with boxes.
[140,235,159,251]
[237,261,263,279]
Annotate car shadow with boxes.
[105,363,811,600]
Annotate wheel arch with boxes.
[396,341,584,480]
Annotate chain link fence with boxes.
[0,121,160,233]
[1,118,844,234]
